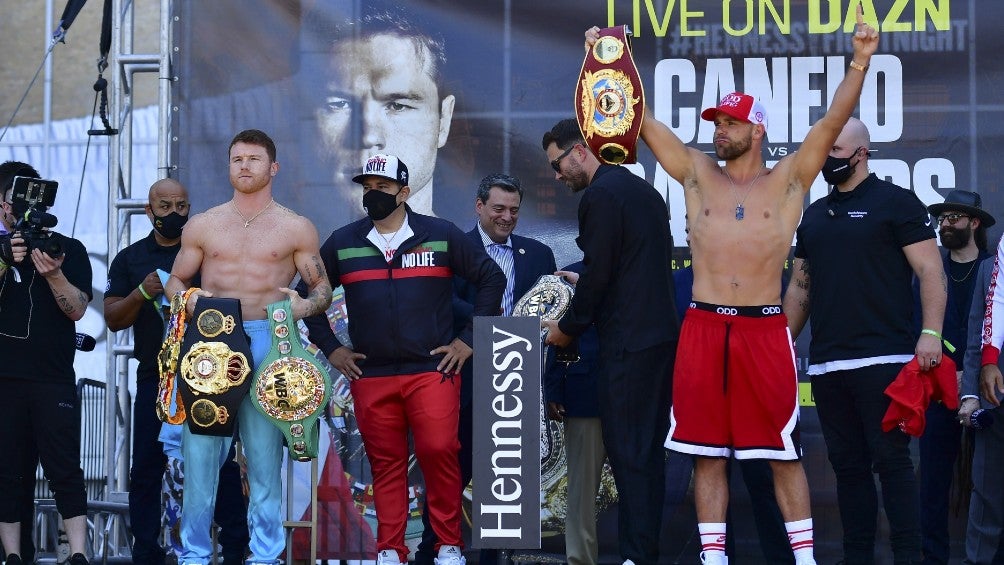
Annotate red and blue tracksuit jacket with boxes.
[302,208,505,378]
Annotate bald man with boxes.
[783,117,945,563]
[104,179,248,564]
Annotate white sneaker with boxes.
[700,552,728,565]
[434,545,466,565]
[377,549,403,565]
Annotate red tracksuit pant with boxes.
[350,371,463,562]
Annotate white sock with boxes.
[785,518,815,564]
[698,522,727,558]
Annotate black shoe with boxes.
[68,553,89,565]
[5,554,23,565]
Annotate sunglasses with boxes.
[550,145,577,173]
[936,213,970,225]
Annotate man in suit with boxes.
[540,119,678,565]
[414,172,556,565]
[963,246,1004,564]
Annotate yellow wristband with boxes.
[849,61,868,72]
[922,328,956,354]
[138,283,154,301]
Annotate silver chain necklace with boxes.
[231,198,274,228]
[724,167,764,220]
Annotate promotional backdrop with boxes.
[171,1,994,562]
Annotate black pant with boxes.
[726,459,795,563]
[919,402,962,564]
[813,364,922,564]
[131,377,169,565]
[0,379,87,523]
[598,341,674,565]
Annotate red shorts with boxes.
[665,304,801,460]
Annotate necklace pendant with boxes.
[244,221,251,228]
[735,204,745,220]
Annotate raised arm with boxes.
[788,5,879,190]
[583,26,701,185]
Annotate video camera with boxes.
[10,176,62,259]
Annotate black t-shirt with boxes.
[105,231,182,381]
[794,174,935,366]
[0,234,93,383]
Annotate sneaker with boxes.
[68,554,90,565]
[700,552,728,565]
[5,554,23,565]
[377,549,403,565]
[434,545,466,565]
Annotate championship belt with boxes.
[512,274,580,364]
[177,297,254,437]
[157,287,200,425]
[251,299,331,461]
[575,25,645,165]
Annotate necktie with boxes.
[487,243,515,316]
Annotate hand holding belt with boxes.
[513,274,580,364]
[157,287,200,424]
[251,298,331,461]
[177,297,254,437]
[575,25,645,165]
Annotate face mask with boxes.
[152,211,188,240]
[363,188,401,221]
[821,150,860,186]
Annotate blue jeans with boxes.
[179,320,284,565]
[812,364,922,565]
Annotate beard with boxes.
[715,133,753,161]
[939,226,972,250]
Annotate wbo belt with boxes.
[513,274,579,364]
[575,25,645,165]
[251,299,331,461]
[177,297,254,437]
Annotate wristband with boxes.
[0,258,7,270]
[922,328,956,354]
[849,61,868,72]
[138,283,155,301]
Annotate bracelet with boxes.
[922,328,956,353]
[849,61,868,72]
[138,283,154,301]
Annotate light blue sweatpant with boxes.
[179,320,285,565]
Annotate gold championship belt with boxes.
[512,274,579,364]
[176,297,254,436]
[575,25,645,165]
[251,299,331,461]
[157,287,200,424]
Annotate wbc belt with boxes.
[513,274,580,364]
[575,25,645,165]
[177,297,253,437]
[251,299,331,461]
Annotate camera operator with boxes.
[0,161,93,565]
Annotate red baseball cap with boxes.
[701,92,768,131]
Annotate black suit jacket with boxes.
[558,164,679,351]
[455,227,557,405]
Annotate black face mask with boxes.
[152,211,188,240]
[821,148,862,186]
[363,188,401,221]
